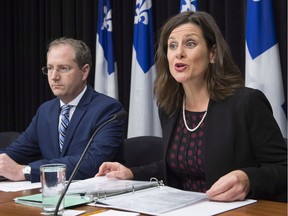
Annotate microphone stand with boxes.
[54,112,126,215]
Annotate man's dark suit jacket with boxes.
[1,85,125,182]
[132,87,287,202]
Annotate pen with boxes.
[81,209,106,215]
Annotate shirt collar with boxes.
[60,85,87,108]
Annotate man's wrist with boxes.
[22,165,31,181]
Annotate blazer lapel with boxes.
[60,87,93,156]
[46,100,62,156]
[161,109,180,155]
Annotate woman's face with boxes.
[167,23,215,85]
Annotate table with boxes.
[0,189,286,216]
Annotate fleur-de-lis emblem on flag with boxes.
[101,6,113,32]
[180,0,199,12]
[134,0,152,25]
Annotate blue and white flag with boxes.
[245,0,287,137]
[95,0,118,99]
[127,0,162,138]
[180,0,199,12]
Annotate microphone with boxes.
[54,110,127,215]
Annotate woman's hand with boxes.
[96,162,134,180]
[206,170,250,201]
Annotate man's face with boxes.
[46,44,89,104]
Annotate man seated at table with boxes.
[0,37,125,182]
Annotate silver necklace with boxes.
[182,96,207,132]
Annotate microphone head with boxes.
[114,110,128,121]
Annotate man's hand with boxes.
[96,162,134,180]
[206,170,250,201]
[0,153,25,181]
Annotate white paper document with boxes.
[0,181,41,192]
[160,199,257,216]
[62,210,86,216]
[69,177,256,216]
[90,185,207,215]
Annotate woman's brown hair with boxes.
[154,11,244,115]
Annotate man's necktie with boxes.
[59,105,72,152]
